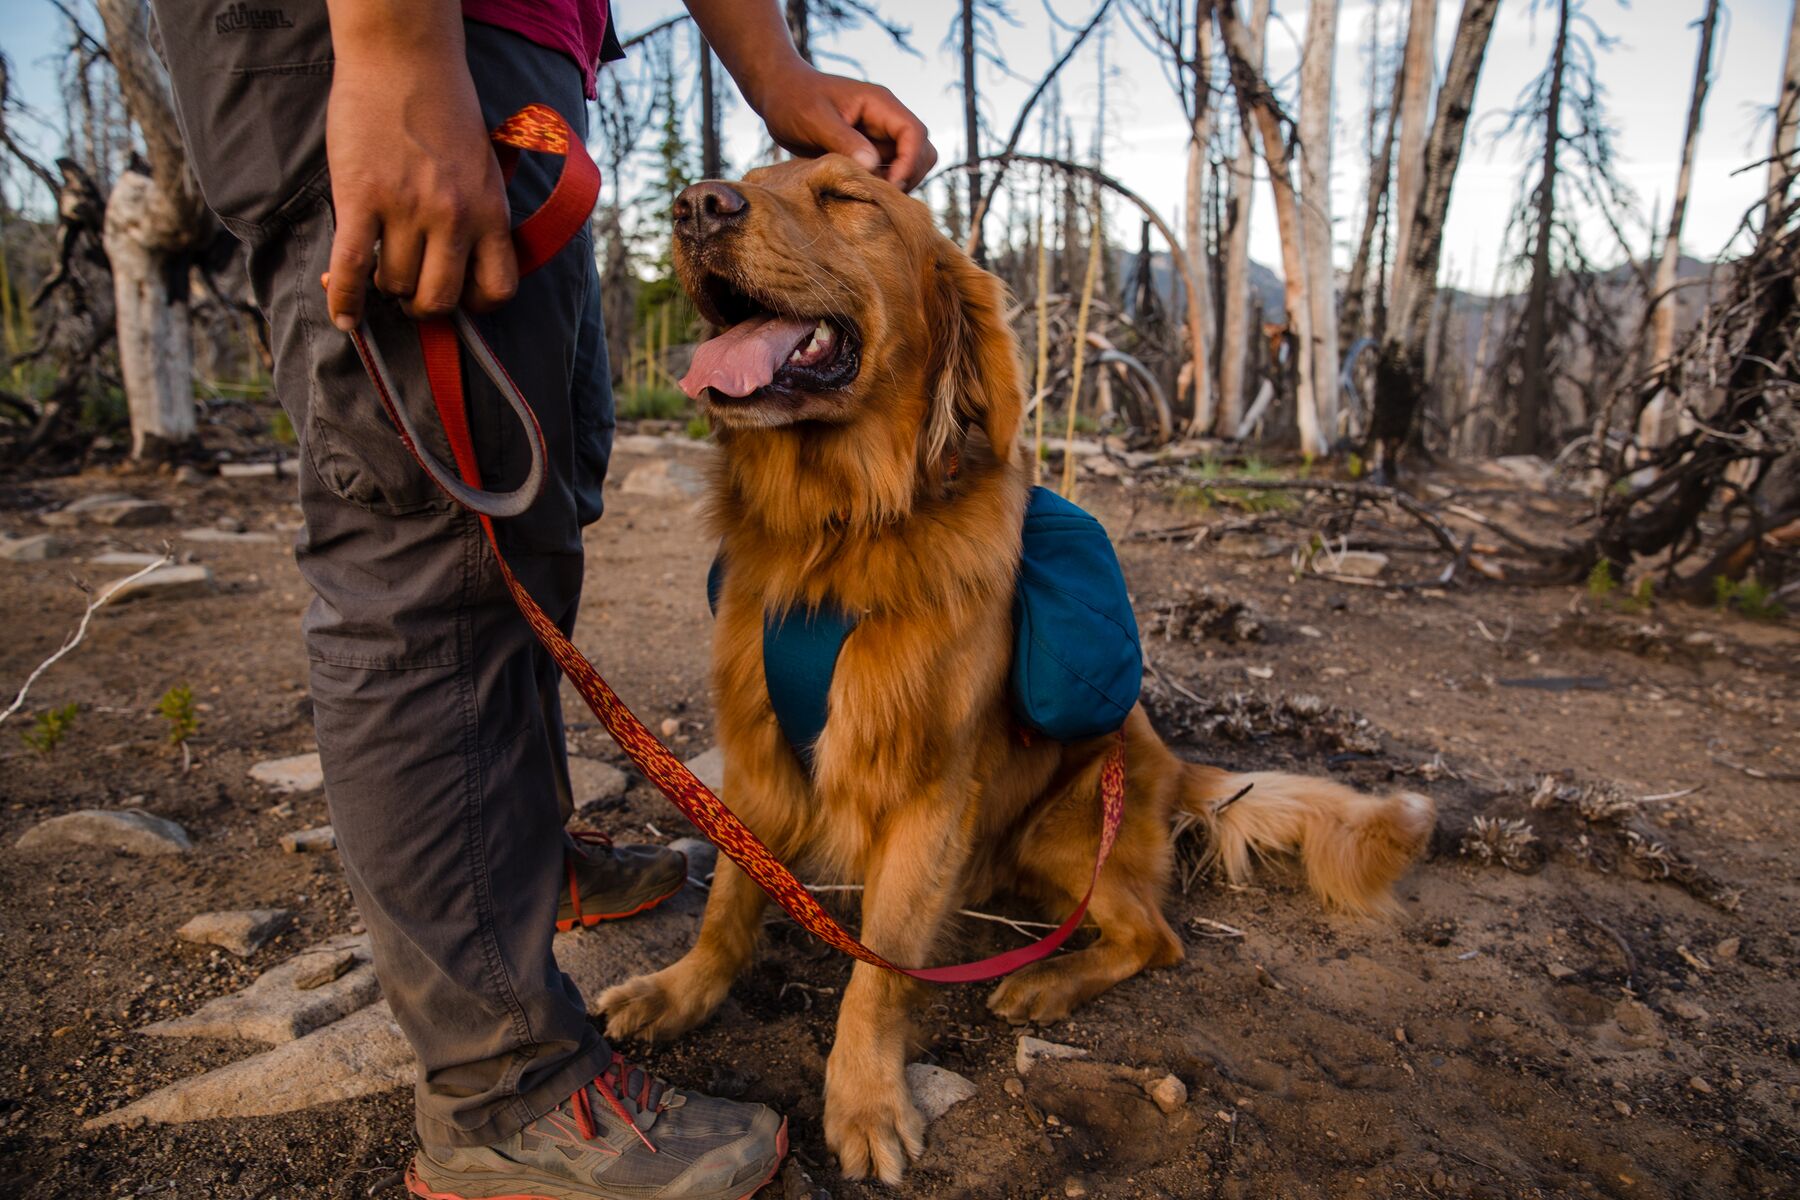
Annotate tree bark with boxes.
[1217,0,1269,437]
[1641,0,1721,448]
[1391,0,1435,287]
[1513,0,1569,456]
[699,35,722,179]
[1343,61,1405,355]
[1298,0,1341,443]
[1184,1,1216,433]
[961,0,983,262]
[1218,0,1318,454]
[1766,0,1800,229]
[95,0,207,460]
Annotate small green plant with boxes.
[1177,458,1296,514]
[684,415,710,440]
[1622,575,1656,614]
[158,685,199,746]
[616,386,691,422]
[1586,560,1619,604]
[22,703,79,757]
[1345,451,1366,480]
[269,410,297,445]
[1713,575,1786,620]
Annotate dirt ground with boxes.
[1,437,1795,1199]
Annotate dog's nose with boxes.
[674,181,748,240]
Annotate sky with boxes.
[4,0,1795,295]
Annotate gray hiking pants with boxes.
[151,2,615,1148]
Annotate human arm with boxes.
[682,1,937,191]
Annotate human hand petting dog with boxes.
[319,0,937,333]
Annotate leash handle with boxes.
[356,104,1128,983]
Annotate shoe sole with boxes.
[405,1117,787,1200]
[553,875,685,933]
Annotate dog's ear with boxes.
[923,249,1025,467]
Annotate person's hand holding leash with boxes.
[323,0,519,332]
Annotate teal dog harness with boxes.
[709,487,1142,768]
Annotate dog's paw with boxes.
[986,962,1082,1025]
[825,1089,926,1185]
[596,967,715,1042]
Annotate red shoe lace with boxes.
[569,1051,662,1153]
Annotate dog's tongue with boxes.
[680,315,814,399]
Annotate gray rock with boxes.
[567,756,627,808]
[101,564,216,605]
[141,935,378,1044]
[668,837,718,886]
[218,460,295,479]
[1146,1074,1188,1114]
[85,1001,411,1129]
[907,1063,978,1122]
[280,825,336,853]
[250,752,324,794]
[1016,1035,1089,1076]
[87,551,168,568]
[1326,550,1390,579]
[620,458,706,499]
[556,887,704,1008]
[0,534,64,562]
[17,809,193,857]
[180,527,278,544]
[84,498,173,527]
[177,909,292,958]
[41,493,132,526]
[292,948,356,990]
[684,746,725,793]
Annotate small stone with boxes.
[1003,1078,1025,1099]
[1063,1177,1089,1198]
[177,909,292,958]
[1244,665,1274,680]
[668,837,718,885]
[1328,550,1390,579]
[1547,963,1577,980]
[684,746,725,793]
[660,717,681,738]
[174,465,207,486]
[620,459,706,499]
[39,493,131,526]
[280,826,336,854]
[216,515,246,533]
[906,1063,978,1123]
[1613,1100,1632,1117]
[16,809,193,857]
[1297,624,1323,639]
[1689,1076,1713,1094]
[250,752,324,794]
[1016,1035,1089,1076]
[181,528,277,544]
[566,757,627,809]
[0,534,64,562]
[1713,936,1739,960]
[102,564,216,605]
[87,551,167,567]
[1667,997,1708,1022]
[1147,1074,1189,1114]
[292,949,356,991]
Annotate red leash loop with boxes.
[348,104,1127,983]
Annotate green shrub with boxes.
[157,685,199,745]
[616,386,691,422]
[1713,575,1785,621]
[22,703,79,757]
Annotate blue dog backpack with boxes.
[709,486,1143,766]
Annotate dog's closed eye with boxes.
[818,187,878,207]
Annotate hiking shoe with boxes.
[556,832,687,932]
[406,1053,787,1200]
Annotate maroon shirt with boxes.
[463,0,615,98]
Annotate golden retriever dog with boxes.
[597,156,1435,1184]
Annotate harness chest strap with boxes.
[347,103,1127,984]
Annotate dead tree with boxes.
[1342,55,1404,355]
[1372,0,1502,477]
[1297,0,1341,441]
[1639,0,1721,449]
[1216,0,1269,437]
[1766,0,1800,237]
[699,33,723,179]
[1218,0,1320,454]
[95,0,209,461]
[1512,0,1571,456]
[1390,0,1435,285]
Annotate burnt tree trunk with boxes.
[699,35,722,179]
[1513,0,1570,456]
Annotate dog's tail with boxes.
[1173,758,1435,916]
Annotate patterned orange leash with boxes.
[345,104,1127,984]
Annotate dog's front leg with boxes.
[824,790,970,1184]
[598,854,768,1042]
